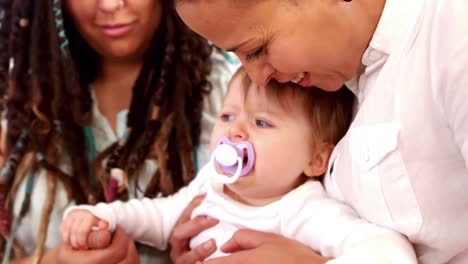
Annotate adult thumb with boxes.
[87,229,112,249]
[220,229,275,253]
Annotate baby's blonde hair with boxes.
[230,67,354,146]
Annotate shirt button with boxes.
[362,48,383,66]
[368,50,382,61]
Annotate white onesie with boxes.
[65,163,417,263]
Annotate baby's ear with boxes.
[303,143,334,178]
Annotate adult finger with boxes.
[219,229,274,253]
[80,226,130,263]
[60,217,72,246]
[87,229,112,250]
[202,230,282,264]
[117,235,139,264]
[170,194,219,263]
[174,239,217,264]
[69,217,80,249]
[177,194,206,224]
[75,216,96,250]
[172,216,219,246]
[203,251,253,264]
[204,230,329,264]
[169,194,210,256]
[103,226,133,262]
[170,216,218,257]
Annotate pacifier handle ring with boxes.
[211,155,243,184]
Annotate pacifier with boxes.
[211,136,255,184]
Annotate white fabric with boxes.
[324,0,468,263]
[66,163,417,263]
[10,51,235,260]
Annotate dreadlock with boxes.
[0,0,212,261]
[0,0,12,105]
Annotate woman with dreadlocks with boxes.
[0,0,235,263]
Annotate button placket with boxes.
[361,48,384,66]
[368,50,383,61]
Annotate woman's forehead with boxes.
[176,0,275,48]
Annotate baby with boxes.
[61,68,416,263]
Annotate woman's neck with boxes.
[92,58,143,131]
[331,0,386,78]
[352,0,386,46]
[95,58,143,93]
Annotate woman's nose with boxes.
[243,62,275,87]
[99,0,122,13]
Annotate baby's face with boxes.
[210,74,317,206]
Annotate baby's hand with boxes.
[60,209,109,250]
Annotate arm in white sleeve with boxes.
[281,182,416,264]
[63,165,212,250]
[443,40,468,169]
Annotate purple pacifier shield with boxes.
[214,136,255,177]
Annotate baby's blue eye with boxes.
[220,113,235,122]
[255,119,272,128]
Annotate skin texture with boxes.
[65,0,162,131]
[11,227,138,264]
[203,230,328,264]
[169,69,348,263]
[62,71,334,262]
[60,209,110,250]
[176,0,384,91]
[11,1,162,262]
[173,0,385,263]
[65,0,161,63]
[6,0,213,262]
[167,71,345,264]
[50,0,163,261]
[54,227,139,264]
[209,74,329,206]
[169,195,219,264]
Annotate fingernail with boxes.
[203,240,214,250]
[204,216,218,224]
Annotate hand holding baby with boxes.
[60,210,112,250]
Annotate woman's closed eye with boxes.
[244,31,274,63]
[245,45,265,62]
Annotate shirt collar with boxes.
[364,0,424,60]
[346,0,424,95]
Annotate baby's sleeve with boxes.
[281,182,417,264]
[63,164,213,250]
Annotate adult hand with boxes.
[203,230,329,264]
[169,194,219,264]
[53,226,139,264]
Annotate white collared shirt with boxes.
[324,0,468,263]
